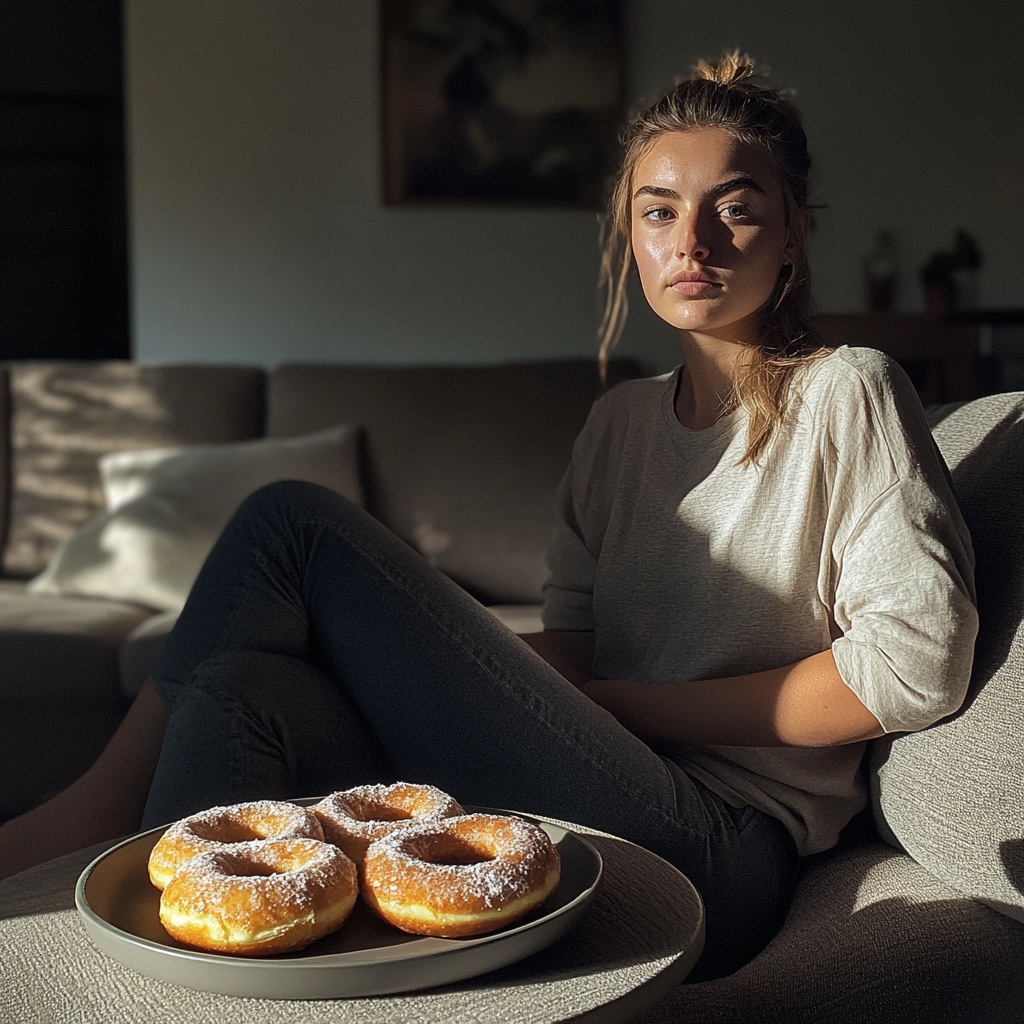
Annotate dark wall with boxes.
[0,0,129,359]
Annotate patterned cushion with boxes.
[2,363,265,577]
[869,393,1024,921]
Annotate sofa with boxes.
[2,357,1023,1021]
[0,358,639,820]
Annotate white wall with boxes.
[126,0,1024,371]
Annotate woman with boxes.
[0,54,977,979]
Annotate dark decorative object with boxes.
[921,230,983,315]
[380,0,624,206]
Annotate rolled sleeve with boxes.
[831,479,978,733]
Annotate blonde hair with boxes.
[598,53,826,466]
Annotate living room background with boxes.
[7,1,1022,369]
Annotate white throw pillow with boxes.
[28,425,362,612]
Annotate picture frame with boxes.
[380,0,624,207]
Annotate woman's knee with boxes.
[165,649,392,796]
[237,480,361,527]
[183,649,326,708]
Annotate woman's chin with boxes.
[668,311,763,346]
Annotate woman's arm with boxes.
[582,649,884,748]
[522,631,883,748]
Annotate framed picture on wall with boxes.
[380,0,624,207]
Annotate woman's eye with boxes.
[720,204,749,220]
[643,206,673,222]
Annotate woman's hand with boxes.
[518,630,595,689]
[582,650,884,748]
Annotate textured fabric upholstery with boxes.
[869,393,1024,921]
[267,360,639,605]
[2,363,265,577]
[636,840,1024,1023]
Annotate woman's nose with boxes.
[675,214,710,262]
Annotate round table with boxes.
[0,821,703,1024]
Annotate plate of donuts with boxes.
[74,789,603,999]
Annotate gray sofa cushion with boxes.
[119,610,180,698]
[0,580,151,703]
[2,363,266,577]
[267,360,639,604]
[636,841,1024,1023]
[0,579,154,818]
[869,392,1024,921]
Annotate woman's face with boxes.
[630,128,796,345]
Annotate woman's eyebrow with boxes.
[632,176,767,201]
[632,184,678,200]
[706,175,766,198]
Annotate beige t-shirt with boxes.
[542,347,978,855]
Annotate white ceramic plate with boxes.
[75,805,602,999]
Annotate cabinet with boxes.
[817,313,980,404]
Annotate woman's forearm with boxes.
[582,649,885,748]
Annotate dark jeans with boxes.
[143,482,798,978]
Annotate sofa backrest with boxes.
[1,363,266,578]
[267,360,640,605]
[870,392,1024,922]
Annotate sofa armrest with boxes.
[119,611,179,698]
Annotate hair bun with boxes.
[692,51,759,86]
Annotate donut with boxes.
[148,800,325,890]
[361,813,561,937]
[312,783,464,865]
[159,838,358,956]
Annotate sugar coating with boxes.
[148,799,324,890]
[313,783,464,861]
[160,838,358,952]
[315,783,463,836]
[174,800,323,843]
[363,813,560,914]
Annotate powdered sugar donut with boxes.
[148,800,325,890]
[361,813,561,937]
[159,838,357,956]
[312,783,464,865]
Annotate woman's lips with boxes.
[669,273,722,296]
